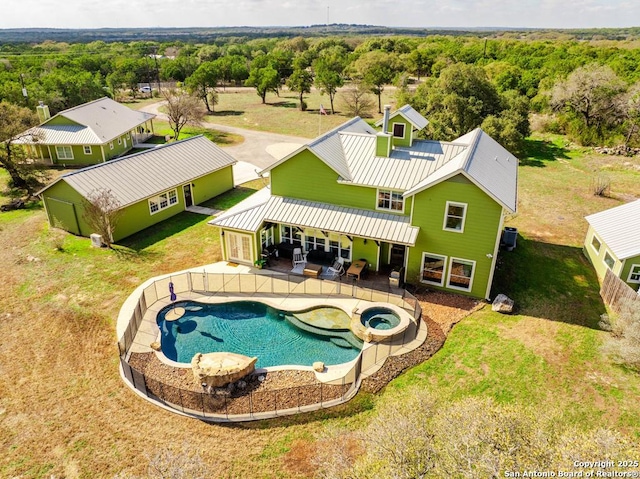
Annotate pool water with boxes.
[157,301,362,368]
[360,307,401,330]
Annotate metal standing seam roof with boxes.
[402,129,519,213]
[374,104,430,131]
[39,135,237,207]
[260,117,376,180]
[585,199,640,259]
[21,97,155,145]
[210,193,419,246]
[260,110,518,213]
[341,134,469,191]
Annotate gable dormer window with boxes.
[392,123,406,138]
[377,189,404,212]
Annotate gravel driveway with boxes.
[140,101,309,170]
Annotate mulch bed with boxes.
[126,290,483,415]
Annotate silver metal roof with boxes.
[585,199,640,259]
[39,136,236,207]
[260,117,375,180]
[211,192,419,246]
[402,129,518,213]
[342,135,468,191]
[374,104,429,130]
[262,115,518,213]
[22,97,154,145]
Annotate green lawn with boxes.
[205,87,398,138]
[2,123,640,477]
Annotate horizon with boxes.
[1,0,638,31]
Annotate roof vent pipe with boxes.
[382,104,391,133]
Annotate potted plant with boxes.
[254,258,267,269]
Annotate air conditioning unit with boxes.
[90,233,104,248]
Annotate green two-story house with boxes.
[211,105,518,299]
[16,97,155,166]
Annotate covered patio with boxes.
[210,189,420,286]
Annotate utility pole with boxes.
[153,47,161,95]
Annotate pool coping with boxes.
[117,262,429,420]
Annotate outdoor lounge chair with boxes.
[292,247,307,268]
[327,257,345,278]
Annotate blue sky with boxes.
[1,0,637,29]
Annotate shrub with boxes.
[602,298,640,371]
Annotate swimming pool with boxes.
[157,300,363,368]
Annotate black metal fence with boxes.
[117,271,423,420]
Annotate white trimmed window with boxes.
[329,234,352,261]
[443,201,467,233]
[56,146,74,160]
[117,137,122,145]
[148,189,178,215]
[392,123,406,138]
[280,225,302,245]
[377,189,404,212]
[109,142,114,150]
[447,257,475,291]
[260,226,274,250]
[304,229,326,252]
[604,251,615,270]
[83,145,92,155]
[628,265,640,283]
[421,252,447,286]
[591,235,601,254]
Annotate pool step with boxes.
[330,337,353,349]
[285,315,363,349]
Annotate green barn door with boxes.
[46,197,80,235]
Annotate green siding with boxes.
[41,166,234,242]
[388,114,413,148]
[376,134,391,157]
[620,257,640,291]
[583,225,611,280]
[407,174,503,298]
[192,167,234,204]
[585,225,640,291]
[352,237,380,272]
[271,149,410,214]
[46,197,80,235]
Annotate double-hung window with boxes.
[443,201,467,233]
[447,257,475,291]
[377,189,404,212]
[56,146,74,160]
[628,264,640,283]
[83,145,92,155]
[421,253,447,286]
[604,251,615,270]
[148,189,178,215]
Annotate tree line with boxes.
[2,34,640,195]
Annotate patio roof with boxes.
[210,190,419,246]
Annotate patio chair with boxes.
[292,247,307,268]
[327,257,345,278]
